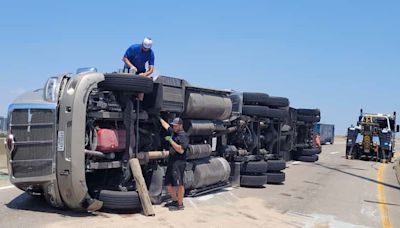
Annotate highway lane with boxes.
[0,138,399,227]
[235,138,400,227]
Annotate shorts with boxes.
[165,160,186,186]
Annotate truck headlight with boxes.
[6,134,15,154]
[44,77,60,102]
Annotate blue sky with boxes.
[0,1,399,134]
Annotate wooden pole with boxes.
[129,158,155,216]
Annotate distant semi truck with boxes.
[314,123,335,145]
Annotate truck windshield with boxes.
[374,117,389,130]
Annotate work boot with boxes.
[86,199,103,212]
[169,204,184,211]
[164,200,178,207]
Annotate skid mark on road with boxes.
[377,164,392,228]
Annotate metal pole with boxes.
[136,98,140,158]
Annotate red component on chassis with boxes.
[96,128,126,153]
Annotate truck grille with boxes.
[10,108,55,178]
[379,133,391,149]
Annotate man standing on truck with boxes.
[160,117,189,210]
[122,37,155,77]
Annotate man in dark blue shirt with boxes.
[122,37,155,77]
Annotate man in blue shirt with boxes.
[122,37,155,77]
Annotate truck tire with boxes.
[296,148,320,156]
[297,114,321,123]
[266,160,286,172]
[265,108,289,119]
[240,160,268,174]
[263,96,289,108]
[295,143,309,149]
[294,155,319,162]
[297,109,320,116]
[243,92,269,105]
[240,174,267,187]
[99,190,141,210]
[242,105,288,119]
[242,105,269,117]
[266,172,285,184]
[98,73,153,93]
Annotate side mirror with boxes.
[397,125,399,133]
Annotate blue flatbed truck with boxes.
[314,123,335,145]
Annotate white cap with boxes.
[170,117,183,125]
[142,37,153,49]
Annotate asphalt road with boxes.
[235,138,400,227]
[0,138,399,228]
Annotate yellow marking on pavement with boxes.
[377,164,392,228]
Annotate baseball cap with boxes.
[170,117,183,125]
[142,37,153,49]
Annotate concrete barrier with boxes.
[0,138,6,169]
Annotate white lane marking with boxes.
[291,161,301,165]
[197,195,214,201]
[308,213,369,228]
[360,202,379,220]
[185,198,198,209]
[228,192,240,200]
[330,152,339,155]
[0,185,14,190]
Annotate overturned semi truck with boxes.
[5,69,319,211]
[288,108,322,162]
